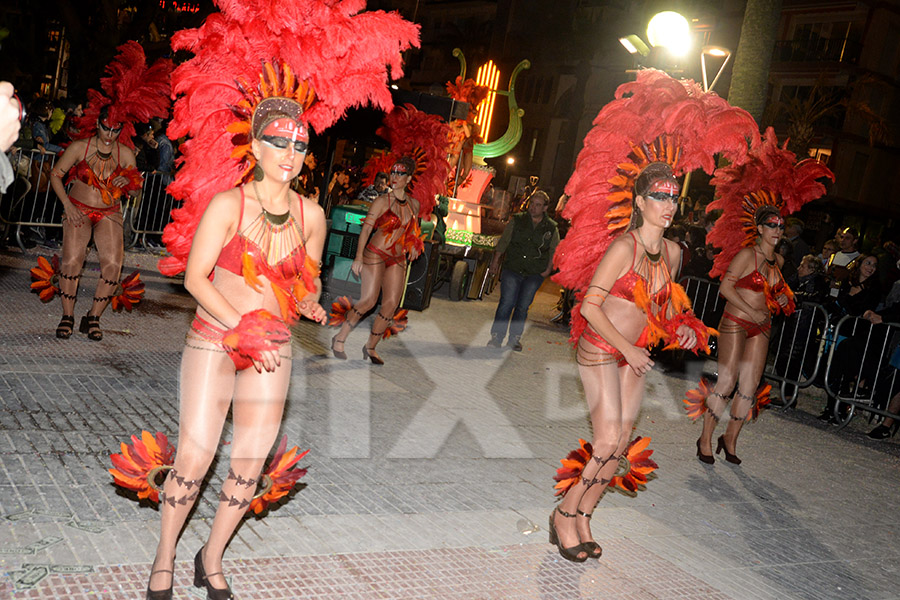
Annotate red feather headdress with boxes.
[74,41,173,150]
[707,127,834,279]
[552,69,760,343]
[361,104,452,218]
[158,0,420,276]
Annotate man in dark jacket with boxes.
[487,191,559,351]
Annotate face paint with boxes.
[98,121,123,134]
[647,191,679,204]
[260,135,309,153]
[762,217,785,230]
[390,165,409,177]
[646,178,680,196]
[261,117,309,143]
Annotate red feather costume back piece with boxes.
[361,104,452,218]
[552,69,760,343]
[159,0,420,276]
[706,127,835,279]
[74,41,173,150]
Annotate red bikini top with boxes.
[608,233,672,309]
[65,142,142,205]
[369,201,423,257]
[215,187,319,322]
[733,250,794,315]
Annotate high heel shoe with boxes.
[193,547,234,600]
[79,315,102,341]
[696,438,714,464]
[548,507,588,563]
[715,435,741,465]
[363,345,384,365]
[56,315,75,339]
[576,509,602,559]
[145,558,174,600]
[331,335,347,360]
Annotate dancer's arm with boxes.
[407,197,422,261]
[49,140,87,228]
[183,191,244,329]
[719,248,769,322]
[351,194,388,277]
[297,198,328,323]
[581,237,653,376]
[661,239,698,350]
[111,144,141,197]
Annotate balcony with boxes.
[773,37,862,65]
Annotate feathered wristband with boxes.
[222,309,291,369]
[660,312,716,354]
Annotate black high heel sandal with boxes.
[56,315,75,339]
[331,335,347,360]
[363,346,384,365]
[548,507,588,563]
[145,558,174,600]
[193,547,234,600]
[715,435,741,465]
[576,509,603,559]
[696,438,714,464]
[79,315,102,341]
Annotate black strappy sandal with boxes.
[56,315,75,339]
[79,315,103,341]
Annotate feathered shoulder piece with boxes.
[706,127,834,278]
[75,41,173,150]
[361,104,452,218]
[158,0,420,276]
[552,68,760,342]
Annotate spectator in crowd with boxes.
[134,123,159,173]
[355,171,389,205]
[785,218,809,270]
[818,238,839,269]
[325,163,350,215]
[826,227,861,292]
[860,306,900,439]
[295,151,320,198]
[776,238,797,282]
[788,254,830,305]
[29,99,63,155]
[150,118,174,183]
[487,190,559,351]
[61,101,84,142]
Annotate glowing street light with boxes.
[646,11,691,57]
[700,45,732,93]
[506,157,515,165]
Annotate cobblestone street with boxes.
[1,247,898,599]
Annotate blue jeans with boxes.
[491,270,545,341]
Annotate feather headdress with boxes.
[552,68,760,343]
[706,127,834,279]
[361,103,452,218]
[159,0,420,276]
[74,41,173,150]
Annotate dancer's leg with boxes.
[724,332,770,454]
[149,344,236,592]
[333,256,385,350]
[365,262,406,358]
[700,319,745,454]
[201,355,291,591]
[86,212,124,318]
[552,361,621,560]
[58,214,91,325]
[573,364,646,549]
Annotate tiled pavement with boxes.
[1,246,899,599]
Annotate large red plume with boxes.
[362,103,452,218]
[74,41,173,150]
[707,127,834,279]
[159,0,420,276]
[552,69,760,343]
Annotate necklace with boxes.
[636,229,661,262]
[252,181,291,226]
[393,192,408,205]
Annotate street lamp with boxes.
[646,11,691,57]
[700,45,732,93]
[504,156,515,189]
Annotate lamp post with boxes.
[505,156,515,189]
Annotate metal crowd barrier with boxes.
[0,149,177,253]
[822,314,900,430]
[680,276,725,360]
[766,302,831,409]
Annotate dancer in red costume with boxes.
[551,69,759,562]
[49,41,171,340]
[149,1,418,598]
[694,128,833,465]
[331,104,450,364]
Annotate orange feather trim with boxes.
[610,436,658,493]
[248,435,309,515]
[30,255,60,302]
[746,382,773,421]
[382,309,409,340]
[108,430,175,503]
[110,270,145,312]
[553,438,593,497]
[683,377,712,420]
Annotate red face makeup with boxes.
[261,117,309,143]
[647,178,679,196]
[390,165,409,177]
[762,216,785,230]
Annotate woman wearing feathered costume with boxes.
[330,104,450,364]
[549,69,758,562]
[147,2,418,599]
[691,128,833,466]
[49,41,171,341]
